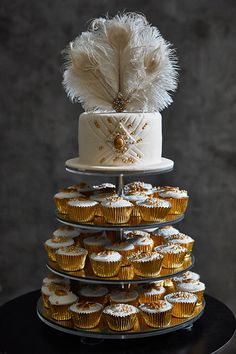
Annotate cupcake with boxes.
[44,237,74,262]
[83,234,112,253]
[69,301,103,328]
[157,186,189,215]
[110,289,139,306]
[42,273,69,287]
[139,300,172,328]
[101,196,133,224]
[53,226,80,245]
[124,193,148,217]
[124,182,154,196]
[103,303,139,331]
[172,271,200,288]
[165,292,197,318]
[90,251,122,277]
[41,283,69,309]
[68,182,93,196]
[92,192,118,216]
[49,289,77,320]
[175,280,205,305]
[78,285,109,305]
[67,200,98,222]
[54,190,83,214]
[128,251,164,277]
[164,233,194,252]
[55,246,88,271]
[151,226,180,246]
[138,198,171,221]
[139,284,166,303]
[154,244,188,268]
[92,183,116,194]
[131,235,154,253]
[105,241,135,266]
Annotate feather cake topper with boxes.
[63,13,178,112]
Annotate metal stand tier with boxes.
[37,297,205,339]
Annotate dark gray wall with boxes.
[1,0,236,350]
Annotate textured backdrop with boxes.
[0,0,236,350]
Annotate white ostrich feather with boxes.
[63,13,178,112]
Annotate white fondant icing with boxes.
[101,197,133,208]
[138,198,171,208]
[155,244,187,254]
[54,191,82,199]
[176,281,205,292]
[78,112,162,168]
[155,226,180,237]
[56,247,88,256]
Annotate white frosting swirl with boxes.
[79,286,108,297]
[165,292,197,303]
[69,302,103,313]
[110,290,138,303]
[45,238,74,249]
[138,198,171,208]
[173,271,200,283]
[139,301,172,313]
[101,197,133,208]
[90,251,122,262]
[155,244,187,254]
[156,226,180,237]
[176,281,205,292]
[68,200,98,207]
[54,191,82,199]
[53,227,80,238]
[49,291,77,305]
[103,304,139,316]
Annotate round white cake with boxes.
[78,112,162,168]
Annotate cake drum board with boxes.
[65,157,174,175]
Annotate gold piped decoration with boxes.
[112,92,129,112]
[114,134,125,150]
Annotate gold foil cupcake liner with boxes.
[171,301,196,318]
[134,243,154,253]
[110,298,139,307]
[131,205,141,217]
[42,294,50,308]
[130,258,163,277]
[118,265,135,280]
[95,204,103,217]
[162,252,187,268]
[190,290,204,305]
[68,205,97,222]
[102,206,133,224]
[139,291,165,304]
[104,313,137,331]
[44,244,57,262]
[54,197,69,214]
[71,309,103,329]
[164,197,188,215]
[50,304,72,320]
[116,249,134,266]
[138,206,171,222]
[90,259,122,277]
[141,309,172,328]
[56,253,87,271]
[151,234,165,247]
[84,244,105,254]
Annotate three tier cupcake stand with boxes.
[37,158,205,339]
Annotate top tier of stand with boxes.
[65,157,174,176]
